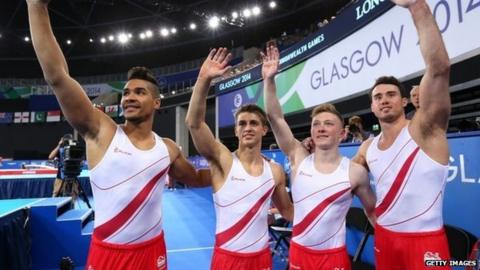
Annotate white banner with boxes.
[30,82,124,97]
[288,0,480,107]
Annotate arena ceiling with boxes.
[0,0,350,78]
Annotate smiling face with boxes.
[371,83,408,123]
[310,112,345,150]
[234,112,268,148]
[120,79,160,123]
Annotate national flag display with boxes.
[46,110,61,122]
[30,111,46,123]
[105,105,119,117]
[14,112,29,123]
[0,112,13,124]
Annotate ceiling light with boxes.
[269,1,277,8]
[189,23,197,30]
[139,33,146,39]
[66,39,72,45]
[24,36,30,42]
[252,6,261,16]
[171,90,176,95]
[145,30,153,38]
[100,37,106,43]
[208,16,220,28]
[108,35,114,41]
[117,33,129,44]
[232,11,239,19]
[243,9,252,18]
[89,38,94,43]
[160,28,169,37]
[170,28,177,34]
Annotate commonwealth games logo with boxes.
[234,94,243,108]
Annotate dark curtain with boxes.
[0,208,31,270]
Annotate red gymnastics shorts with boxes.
[86,231,167,270]
[210,246,272,270]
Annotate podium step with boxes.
[30,197,93,269]
[82,219,95,235]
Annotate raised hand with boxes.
[301,137,315,154]
[198,47,232,80]
[390,0,421,8]
[261,45,280,80]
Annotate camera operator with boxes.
[343,116,373,143]
[49,134,79,200]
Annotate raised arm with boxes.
[48,139,61,160]
[185,48,232,166]
[27,0,110,138]
[262,45,302,160]
[398,0,450,131]
[350,162,376,226]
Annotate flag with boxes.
[0,112,13,124]
[14,112,29,123]
[46,110,61,122]
[14,112,21,123]
[30,111,46,123]
[105,105,119,117]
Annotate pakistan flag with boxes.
[30,112,46,123]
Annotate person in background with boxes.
[269,143,278,150]
[406,85,419,120]
[49,134,79,200]
[343,116,373,143]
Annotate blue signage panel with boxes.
[217,81,263,127]
[215,0,394,93]
[264,133,480,238]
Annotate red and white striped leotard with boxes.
[366,126,448,232]
[213,153,276,253]
[89,126,170,244]
[291,155,353,250]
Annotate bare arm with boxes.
[48,140,61,160]
[399,0,451,131]
[186,48,232,171]
[350,162,377,226]
[164,138,211,187]
[262,45,303,161]
[351,138,373,170]
[27,0,112,139]
[270,163,293,221]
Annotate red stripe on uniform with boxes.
[94,166,170,240]
[215,178,273,207]
[375,147,420,218]
[293,188,351,237]
[215,186,274,247]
